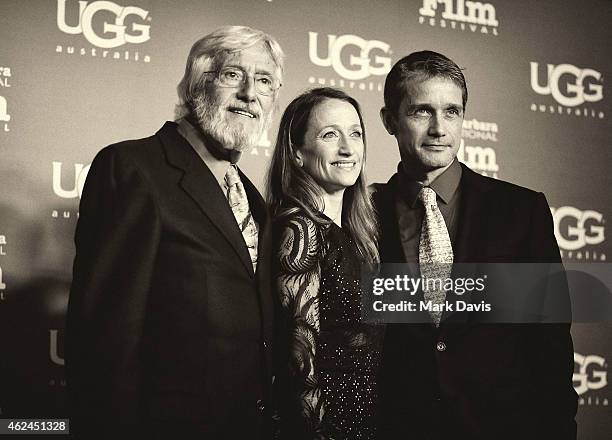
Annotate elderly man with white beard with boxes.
[67,26,284,440]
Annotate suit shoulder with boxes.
[369,178,396,205]
[84,131,166,197]
[466,167,541,200]
[369,182,388,194]
[96,131,161,162]
[89,129,169,185]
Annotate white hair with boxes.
[175,25,285,118]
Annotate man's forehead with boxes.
[219,44,277,71]
[401,76,463,105]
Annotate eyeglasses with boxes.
[204,67,282,96]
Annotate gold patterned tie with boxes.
[418,187,454,326]
[224,165,259,273]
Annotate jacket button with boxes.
[263,341,268,349]
[436,341,446,352]
[257,399,265,412]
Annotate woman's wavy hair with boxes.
[267,87,379,264]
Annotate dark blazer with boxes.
[67,122,274,439]
[373,163,577,440]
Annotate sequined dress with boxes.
[276,214,384,440]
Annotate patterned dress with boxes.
[276,214,384,440]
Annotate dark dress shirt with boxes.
[395,158,462,262]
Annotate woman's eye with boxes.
[351,131,363,138]
[322,131,338,139]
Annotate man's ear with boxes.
[380,107,396,135]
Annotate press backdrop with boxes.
[0,0,611,437]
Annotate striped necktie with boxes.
[224,165,259,273]
[418,187,454,326]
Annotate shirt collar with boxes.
[430,158,462,204]
[397,158,462,207]
[176,117,231,189]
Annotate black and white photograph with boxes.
[0,0,610,439]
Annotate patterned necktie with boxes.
[418,187,454,326]
[224,165,259,273]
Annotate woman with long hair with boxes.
[268,87,383,439]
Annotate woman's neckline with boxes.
[318,211,342,229]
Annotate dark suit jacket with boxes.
[67,122,274,439]
[373,163,577,440]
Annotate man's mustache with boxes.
[225,103,261,119]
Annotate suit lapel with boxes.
[240,168,275,374]
[443,164,488,326]
[157,122,255,277]
[240,168,267,230]
[241,169,270,283]
[453,164,487,263]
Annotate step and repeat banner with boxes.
[1,0,611,437]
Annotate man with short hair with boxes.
[373,51,577,439]
[67,26,284,439]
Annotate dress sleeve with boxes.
[277,215,327,439]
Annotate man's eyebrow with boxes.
[405,103,464,110]
[446,103,464,111]
[222,64,274,76]
[405,103,434,110]
[221,64,245,71]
